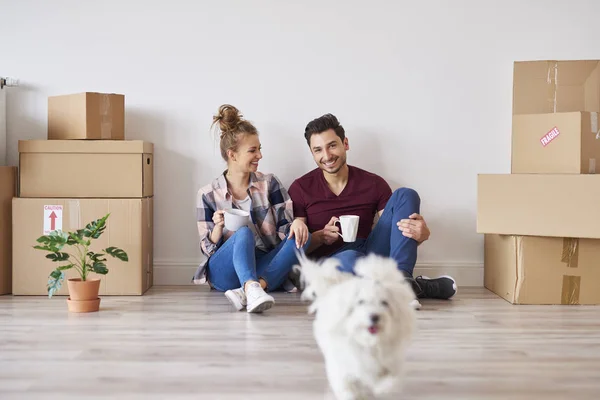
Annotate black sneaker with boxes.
[414,275,457,299]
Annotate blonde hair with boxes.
[211,104,258,162]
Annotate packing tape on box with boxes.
[561,238,580,304]
[514,236,525,300]
[546,61,558,113]
[592,112,600,139]
[67,200,81,230]
[100,94,112,139]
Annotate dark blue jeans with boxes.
[207,226,311,292]
[330,187,420,276]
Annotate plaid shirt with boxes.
[192,171,294,284]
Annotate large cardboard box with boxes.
[19,140,153,198]
[0,167,16,295]
[12,197,153,295]
[477,174,600,239]
[513,60,600,115]
[484,234,600,305]
[512,111,600,174]
[48,92,125,140]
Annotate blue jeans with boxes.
[207,226,311,292]
[330,187,420,276]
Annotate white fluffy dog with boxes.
[295,252,417,400]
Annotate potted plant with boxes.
[33,213,128,313]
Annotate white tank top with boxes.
[232,195,266,251]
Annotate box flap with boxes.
[19,140,153,154]
[513,60,600,115]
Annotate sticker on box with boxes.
[43,205,63,234]
[540,126,560,147]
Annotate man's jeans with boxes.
[330,187,420,276]
[207,226,311,292]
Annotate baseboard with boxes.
[153,259,484,287]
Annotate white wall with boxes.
[2,0,599,286]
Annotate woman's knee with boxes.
[233,226,254,245]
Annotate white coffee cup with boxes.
[334,215,360,242]
[224,209,250,231]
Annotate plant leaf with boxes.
[92,262,108,275]
[45,252,70,262]
[83,214,109,239]
[105,246,128,262]
[88,252,107,262]
[57,264,74,271]
[47,269,65,298]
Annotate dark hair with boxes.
[303,113,345,146]
[211,104,258,162]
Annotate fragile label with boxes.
[43,205,63,234]
[540,126,560,147]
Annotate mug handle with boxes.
[334,219,345,240]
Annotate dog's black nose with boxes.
[370,314,380,324]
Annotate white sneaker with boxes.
[245,282,275,313]
[224,287,246,311]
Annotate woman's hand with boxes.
[288,219,309,249]
[210,210,225,244]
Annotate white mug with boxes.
[224,208,250,231]
[334,215,359,242]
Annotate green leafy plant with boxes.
[32,213,128,298]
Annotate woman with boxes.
[193,104,310,313]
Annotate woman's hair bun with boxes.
[213,104,242,138]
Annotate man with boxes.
[288,113,456,300]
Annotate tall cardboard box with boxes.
[0,167,16,294]
[48,92,125,140]
[513,60,600,115]
[477,174,600,239]
[484,234,600,305]
[19,140,153,198]
[12,197,153,295]
[512,111,600,174]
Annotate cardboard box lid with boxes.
[18,140,153,154]
[513,60,600,115]
[48,91,124,99]
[477,174,600,239]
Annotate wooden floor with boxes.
[1,286,600,400]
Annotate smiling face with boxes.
[227,133,262,173]
[308,129,349,175]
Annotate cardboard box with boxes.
[48,92,125,140]
[12,197,153,295]
[484,234,600,305]
[513,60,600,115]
[477,174,600,239]
[19,140,153,198]
[512,111,600,173]
[0,167,16,295]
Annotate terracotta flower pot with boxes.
[67,278,101,301]
[67,297,101,313]
[66,278,101,312]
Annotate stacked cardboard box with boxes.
[0,166,17,295]
[477,60,600,305]
[12,92,154,296]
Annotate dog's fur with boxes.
[293,251,353,309]
[294,252,417,399]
